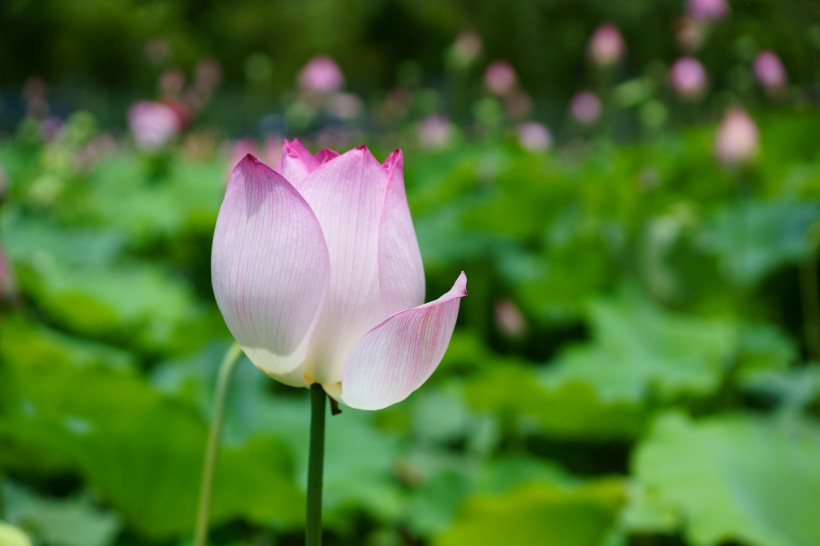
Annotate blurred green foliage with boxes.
[1,101,819,546]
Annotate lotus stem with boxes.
[306,383,327,546]
[194,343,243,546]
[800,254,820,362]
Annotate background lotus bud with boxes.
[588,23,625,67]
[675,17,707,52]
[484,61,517,96]
[0,247,16,300]
[0,162,7,199]
[212,144,467,410]
[128,101,181,150]
[159,68,186,98]
[495,299,528,338]
[517,122,552,152]
[753,50,787,91]
[144,38,170,65]
[298,55,345,94]
[570,91,602,125]
[450,31,483,67]
[714,107,760,166]
[328,92,363,120]
[687,0,729,21]
[418,115,456,150]
[669,57,708,100]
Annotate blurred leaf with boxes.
[434,479,625,546]
[2,217,217,352]
[0,521,32,546]
[3,481,120,546]
[1,335,302,539]
[634,412,820,546]
[704,199,820,286]
[546,295,736,403]
[464,363,643,438]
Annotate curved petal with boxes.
[298,146,390,384]
[315,148,340,164]
[340,272,467,410]
[212,154,330,385]
[379,149,425,315]
[276,138,319,187]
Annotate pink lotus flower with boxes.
[588,23,625,67]
[687,0,729,21]
[714,107,759,165]
[669,57,708,100]
[753,50,787,91]
[298,56,345,94]
[570,91,602,125]
[211,141,467,410]
[484,61,517,96]
[128,101,181,150]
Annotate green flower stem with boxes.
[306,383,327,546]
[194,342,243,546]
[800,254,820,362]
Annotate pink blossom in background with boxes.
[675,17,707,52]
[195,59,223,90]
[328,92,364,120]
[128,101,181,150]
[159,68,186,98]
[495,299,528,338]
[588,23,625,67]
[452,31,483,66]
[753,50,787,91]
[0,246,15,299]
[484,61,517,96]
[144,39,170,65]
[714,107,760,165]
[212,142,467,410]
[23,77,48,117]
[40,116,63,142]
[570,91,602,125]
[669,57,708,100]
[517,122,552,152]
[505,90,532,119]
[418,115,456,150]
[298,55,345,94]
[687,0,729,21]
[0,162,7,198]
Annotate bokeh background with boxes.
[1,0,820,545]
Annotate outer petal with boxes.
[298,146,389,384]
[379,149,425,315]
[276,138,319,187]
[340,272,467,410]
[212,154,330,386]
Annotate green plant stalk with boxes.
[306,384,327,546]
[800,254,820,362]
[194,343,243,546]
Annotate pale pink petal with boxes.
[315,148,340,164]
[379,149,425,315]
[212,154,330,386]
[340,272,467,410]
[277,138,319,187]
[298,146,390,385]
